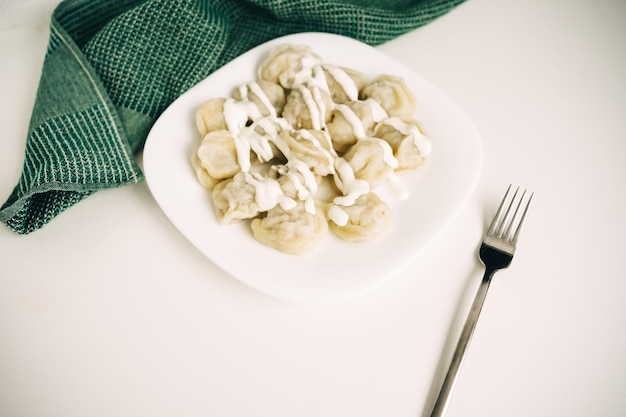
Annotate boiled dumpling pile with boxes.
[192,44,432,255]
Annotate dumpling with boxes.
[342,137,398,187]
[196,130,241,180]
[269,166,306,198]
[211,172,260,224]
[282,86,333,130]
[360,75,416,117]
[374,116,431,172]
[328,192,392,242]
[266,164,321,215]
[258,44,322,89]
[321,65,368,104]
[326,100,386,154]
[251,202,328,255]
[232,80,286,117]
[195,97,228,136]
[278,129,334,176]
[191,152,221,190]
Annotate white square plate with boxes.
[143,32,482,303]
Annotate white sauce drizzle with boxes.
[362,137,399,169]
[231,132,251,172]
[322,64,358,101]
[298,129,336,171]
[241,82,277,117]
[271,133,319,214]
[298,86,323,130]
[382,117,432,156]
[292,54,321,85]
[310,65,330,91]
[335,104,366,139]
[333,178,370,207]
[223,98,249,133]
[363,98,388,122]
[244,118,278,162]
[332,158,370,206]
[328,204,349,226]
[247,172,296,211]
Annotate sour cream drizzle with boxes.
[335,104,367,139]
[298,129,336,170]
[332,158,370,206]
[381,117,432,157]
[322,64,358,101]
[246,172,296,211]
[363,98,388,122]
[327,158,370,227]
[242,118,278,162]
[328,204,350,226]
[238,82,277,117]
[361,137,399,169]
[270,134,319,214]
[298,86,324,130]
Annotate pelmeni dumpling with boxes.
[258,44,323,89]
[321,65,368,104]
[196,97,228,136]
[282,86,333,130]
[360,75,416,117]
[326,100,386,154]
[191,153,221,190]
[278,129,335,176]
[270,166,308,199]
[197,130,241,180]
[232,80,286,117]
[329,192,392,242]
[265,164,320,214]
[212,172,261,224]
[374,116,432,172]
[251,202,328,255]
[343,138,398,188]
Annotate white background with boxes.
[1,0,625,416]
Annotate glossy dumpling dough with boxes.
[195,97,228,137]
[258,44,322,89]
[374,116,432,172]
[342,137,398,188]
[251,202,328,255]
[232,80,286,117]
[360,75,416,117]
[329,192,392,242]
[196,130,241,180]
[211,172,261,224]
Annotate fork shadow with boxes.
[419,241,485,417]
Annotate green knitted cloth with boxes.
[0,0,465,234]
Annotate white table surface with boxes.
[1,0,625,416]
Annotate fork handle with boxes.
[428,269,496,417]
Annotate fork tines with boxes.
[487,185,533,246]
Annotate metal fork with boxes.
[428,185,533,417]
